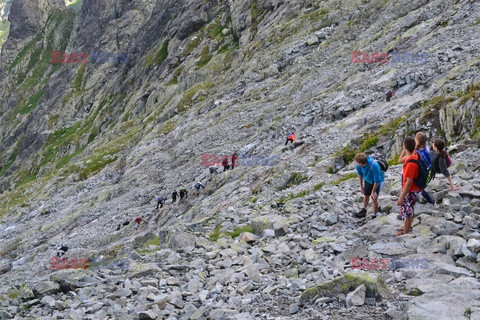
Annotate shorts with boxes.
[400,192,420,218]
[364,181,382,196]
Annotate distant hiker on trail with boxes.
[285,132,297,145]
[209,166,219,177]
[221,156,230,171]
[431,139,459,191]
[156,196,165,209]
[354,153,385,219]
[231,153,238,170]
[135,216,146,229]
[116,220,130,230]
[179,186,188,201]
[194,181,205,195]
[399,132,434,205]
[57,244,69,257]
[172,190,179,203]
[386,89,393,102]
[397,137,421,236]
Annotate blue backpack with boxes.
[407,151,433,189]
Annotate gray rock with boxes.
[306,35,319,46]
[467,238,480,253]
[40,296,55,308]
[139,311,158,320]
[346,284,366,307]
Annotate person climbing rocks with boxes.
[116,220,130,231]
[209,166,219,177]
[386,89,393,102]
[431,139,460,191]
[179,186,188,201]
[397,137,421,236]
[221,156,230,172]
[231,153,238,170]
[285,132,297,145]
[172,190,178,203]
[156,196,165,209]
[353,153,385,219]
[57,244,69,257]
[399,132,434,205]
[194,181,205,195]
[135,216,146,229]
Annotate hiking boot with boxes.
[354,208,367,218]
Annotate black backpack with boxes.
[407,151,432,189]
[371,154,388,172]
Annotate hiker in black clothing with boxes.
[156,196,165,209]
[221,156,230,171]
[116,220,130,230]
[231,153,238,170]
[172,190,178,203]
[386,89,393,102]
[209,166,219,177]
[57,244,69,257]
[179,187,188,201]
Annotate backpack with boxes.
[407,151,433,189]
[446,151,452,167]
[371,154,388,172]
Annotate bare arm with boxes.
[397,177,413,205]
[398,149,407,163]
[447,176,459,191]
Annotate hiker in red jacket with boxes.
[285,132,297,145]
[221,156,230,171]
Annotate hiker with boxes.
[172,190,178,203]
[194,181,205,195]
[135,216,146,229]
[399,132,434,205]
[156,196,165,209]
[285,132,297,145]
[231,153,238,170]
[209,166,219,177]
[221,156,230,172]
[354,153,385,219]
[397,137,422,236]
[116,220,130,230]
[57,244,69,257]
[431,139,459,191]
[179,186,188,201]
[386,89,393,102]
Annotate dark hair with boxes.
[434,139,447,157]
[404,137,416,153]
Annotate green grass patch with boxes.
[388,153,400,166]
[283,172,309,189]
[0,146,19,177]
[160,119,176,135]
[210,226,223,242]
[305,8,329,21]
[228,225,254,238]
[331,173,357,186]
[19,87,47,114]
[178,81,215,112]
[183,34,203,57]
[313,183,325,191]
[197,46,212,68]
[166,66,185,86]
[146,40,169,67]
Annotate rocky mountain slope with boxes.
[0,0,479,319]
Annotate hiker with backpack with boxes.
[431,139,459,191]
[179,186,188,201]
[172,190,179,203]
[221,156,230,171]
[397,137,426,236]
[399,132,435,205]
[353,153,386,219]
[194,181,205,195]
[156,196,166,209]
[285,132,297,145]
[386,89,393,102]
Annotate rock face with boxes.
[0,0,479,319]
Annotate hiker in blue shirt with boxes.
[354,153,385,219]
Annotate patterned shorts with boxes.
[400,192,420,219]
